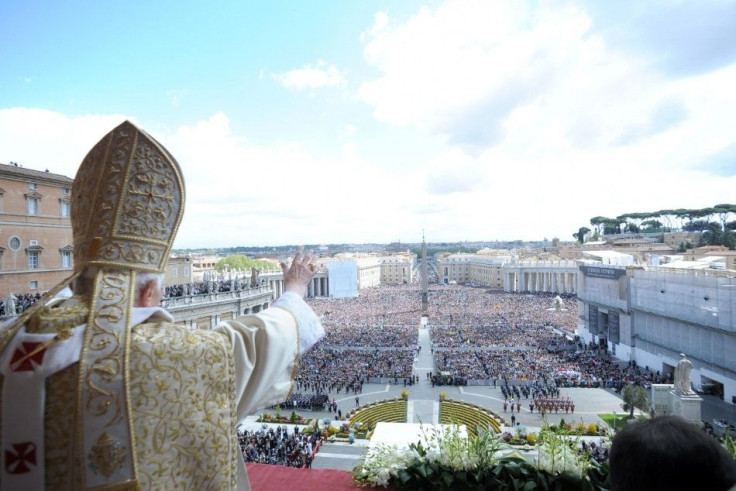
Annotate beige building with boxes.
[467,256,509,289]
[355,257,381,289]
[437,253,473,284]
[558,243,583,260]
[190,255,220,282]
[164,256,194,285]
[683,246,736,271]
[0,163,74,294]
[380,254,414,285]
[437,252,511,287]
[662,232,701,249]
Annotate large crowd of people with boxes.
[300,285,673,394]
[297,347,415,394]
[237,425,320,468]
[0,292,42,316]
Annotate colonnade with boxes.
[307,276,329,298]
[505,270,577,294]
[262,273,329,300]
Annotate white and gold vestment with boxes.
[0,121,323,490]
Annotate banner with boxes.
[588,305,599,335]
[580,265,626,280]
[608,311,620,344]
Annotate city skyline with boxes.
[1,1,735,248]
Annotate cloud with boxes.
[587,0,736,76]
[0,108,133,176]
[615,98,689,145]
[425,151,484,195]
[3,1,736,248]
[357,2,612,152]
[699,143,736,177]
[272,60,346,91]
[357,0,736,160]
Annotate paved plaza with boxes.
[251,323,736,471]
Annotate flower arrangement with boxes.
[256,412,310,424]
[354,421,609,490]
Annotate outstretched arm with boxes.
[215,248,325,418]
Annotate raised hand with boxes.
[280,248,317,298]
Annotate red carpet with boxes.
[246,463,390,490]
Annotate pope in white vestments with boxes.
[0,121,324,490]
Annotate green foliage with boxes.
[725,435,736,459]
[354,423,610,490]
[215,254,276,272]
[576,204,736,249]
[621,385,650,419]
[573,227,591,244]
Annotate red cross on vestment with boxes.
[5,442,37,474]
[9,342,45,372]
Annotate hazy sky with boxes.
[1,0,735,248]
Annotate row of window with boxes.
[4,236,72,270]
[24,196,70,217]
[20,250,71,270]
[2,182,71,217]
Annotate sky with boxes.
[1,0,736,249]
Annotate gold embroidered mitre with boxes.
[71,120,185,273]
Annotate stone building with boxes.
[164,256,194,285]
[379,254,414,285]
[683,246,736,271]
[0,163,73,294]
[577,259,736,405]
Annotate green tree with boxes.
[621,384,650,419]
[573,226,591,244]
[215,254,276,273]
[713,204,736,232]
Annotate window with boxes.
[28,251,39,269]
[61,250,71,268]
[62,187,70,195]
[9,237,21,251]
[27,197,39,215]
[29,182,37,190]
[60,200,70,217]
[184,266,190,276]
[29,281,38,290]
[25,191,43,215]
[172,267,178,278]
